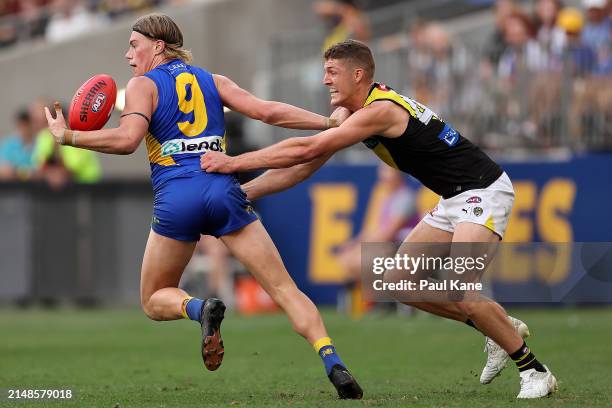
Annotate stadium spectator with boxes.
[0,108,36,180]
[534,0,566,69]
[557,8,596,75]
[29,99,101,188]
[498,12,547,78]
[314,0,370,53]
[99,0,164,20]
[557,7,610,144]
[582,0,611,51]
[45,0,109,43]
[405,22,468,119]
[494,12,563,143]
[17,0,51,41]
[0,0,20,47]
[581,0,612,76]
[483,0,522,68]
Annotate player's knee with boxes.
[141,299,163,321]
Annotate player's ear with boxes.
[353,68,364,83]
[154,40,165,55]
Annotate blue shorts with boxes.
[151,172,258,241]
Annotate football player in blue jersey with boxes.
[44,13,362,400]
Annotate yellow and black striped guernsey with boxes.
[362,83,502,198]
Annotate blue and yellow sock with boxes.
[181,296,205,322]
[314,337,346,375]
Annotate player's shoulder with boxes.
[357,98,401,123]
[127,75,155,90]
[124,76,156,105]
[211,74,233,89]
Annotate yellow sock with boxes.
[180,296,193,319]
[313,337,333,353]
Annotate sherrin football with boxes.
[69,74,117,131]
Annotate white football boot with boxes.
[517,365,558,399]
[480,316,530,384]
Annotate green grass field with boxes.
[1,307,611,407]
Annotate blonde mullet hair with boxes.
[132,13,193,64]
[164,47,193,64]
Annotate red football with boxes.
[69,74,117,131]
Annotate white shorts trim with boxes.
[422,172,515,239]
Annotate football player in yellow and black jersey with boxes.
[201,40,557,399]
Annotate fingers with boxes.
[54,101,65,120]
[44,102,65,122]
[200,153,213,171]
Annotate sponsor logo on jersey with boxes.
[466,196,482,204]
[168,62,187,72]
[438,124,459,147]
[91,92,106,113]
[161,135,224,157]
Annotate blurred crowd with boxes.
[0,0,184,48]
[0,99,100,186]
[0,0,193,184]
[316,0,611,150]
[475,0,611,149]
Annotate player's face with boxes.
[125,32,157,76]
[323,58,357,107]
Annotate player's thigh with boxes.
[450,222,500,305]
[451,222,500,269]
[140,229,197,303]
[452,222,500,243]
[219,220,296,294]
[199,235,229,257]
[401,219,453,263]
[384,219,454,285]
[403,219,453,243]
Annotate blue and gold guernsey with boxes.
[144,60,257,241]
[145,59,226,188]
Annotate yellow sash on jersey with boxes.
[363,84,417,118]
[361,85,409,170]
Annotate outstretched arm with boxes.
[214,74,340,130]
[241,153,332,201]
[45,77,154,154]
[201,102,392,173]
